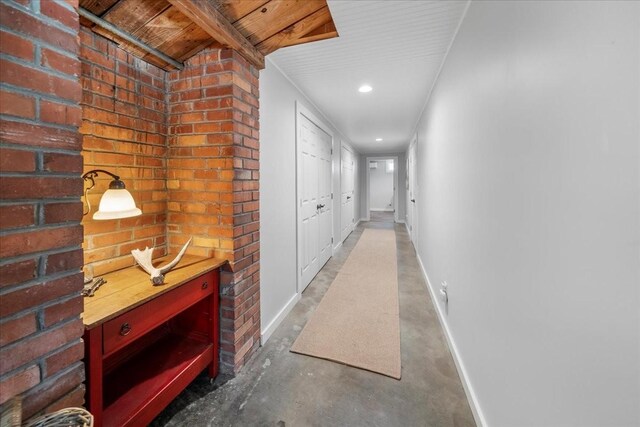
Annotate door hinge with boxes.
[331,237,334,243]
[331,193,333,199]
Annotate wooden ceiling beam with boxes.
[101,0,170,33]
[280,21,338,49]
[257,6,334,55]
[215,0,270,23]
[167,0,265,69]
[234,0,326,46]
[301,21,337,39]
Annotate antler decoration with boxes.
[131,238,192,285]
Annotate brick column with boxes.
[0,0,85,418]
[167,49,260,373]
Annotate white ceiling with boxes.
[268,0,469,154]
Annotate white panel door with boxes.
[317,125,332,269]
[407,140,418,245]
[341,145,355,241]
[299,114,333,291]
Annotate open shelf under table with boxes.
[103,332,212,427]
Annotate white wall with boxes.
[369,160,394,211]
[413,1,639,426]
[259,59,358,342]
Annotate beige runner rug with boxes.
[291,228,401,379]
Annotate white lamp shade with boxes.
[93,189,142,220]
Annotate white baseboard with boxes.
[356,218,366,226]
[370,208,394,212]
[338,226,355,247]
[415,252,487,427]
[395,219,405,224]
[261,292,301,345]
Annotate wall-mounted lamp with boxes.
[83,169,142,220]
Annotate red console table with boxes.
[83,255,225,427]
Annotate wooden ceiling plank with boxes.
[130,7,193,48]
[102,0,171,33]
[256,5,333,55]
[281,31,338,48]
[79,7,183,70]
[146,22,214,62]
[300,21,337,39]
[280,22,338,48]
[80,0,120,16]
[91,5,190,67]
[167,0,265,69]
[235,0,326,46]
[215,0,270,23]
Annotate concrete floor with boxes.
[369,211,395,222]
[152,220,475,427]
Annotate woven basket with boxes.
[23,408,93,427]
[0,397,21,427]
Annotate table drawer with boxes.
[103,271,215,356]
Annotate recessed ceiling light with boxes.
[376,138,383,142]
[358,85,373,93]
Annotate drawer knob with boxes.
[119,323,132,336]
[202,281,208,290]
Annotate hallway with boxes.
[0,1,637,424]
[153,221,474,426]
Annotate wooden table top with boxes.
[83,254,227,329]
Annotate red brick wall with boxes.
[79,28,168,277]
[0,0,85,418]
[80,41,262,373]
[1,7,261,419]
[167,49,260,373]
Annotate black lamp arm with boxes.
[82,169,120,181]
[82,169,126,216]
[82,169,125,190]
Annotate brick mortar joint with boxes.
[0,2,79,38]
[20,359,85,399]
[0,86,81,109]
[1,114,81,133]
[1,54,81,83]
[0,287,83,323]
[0,319,83,380]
